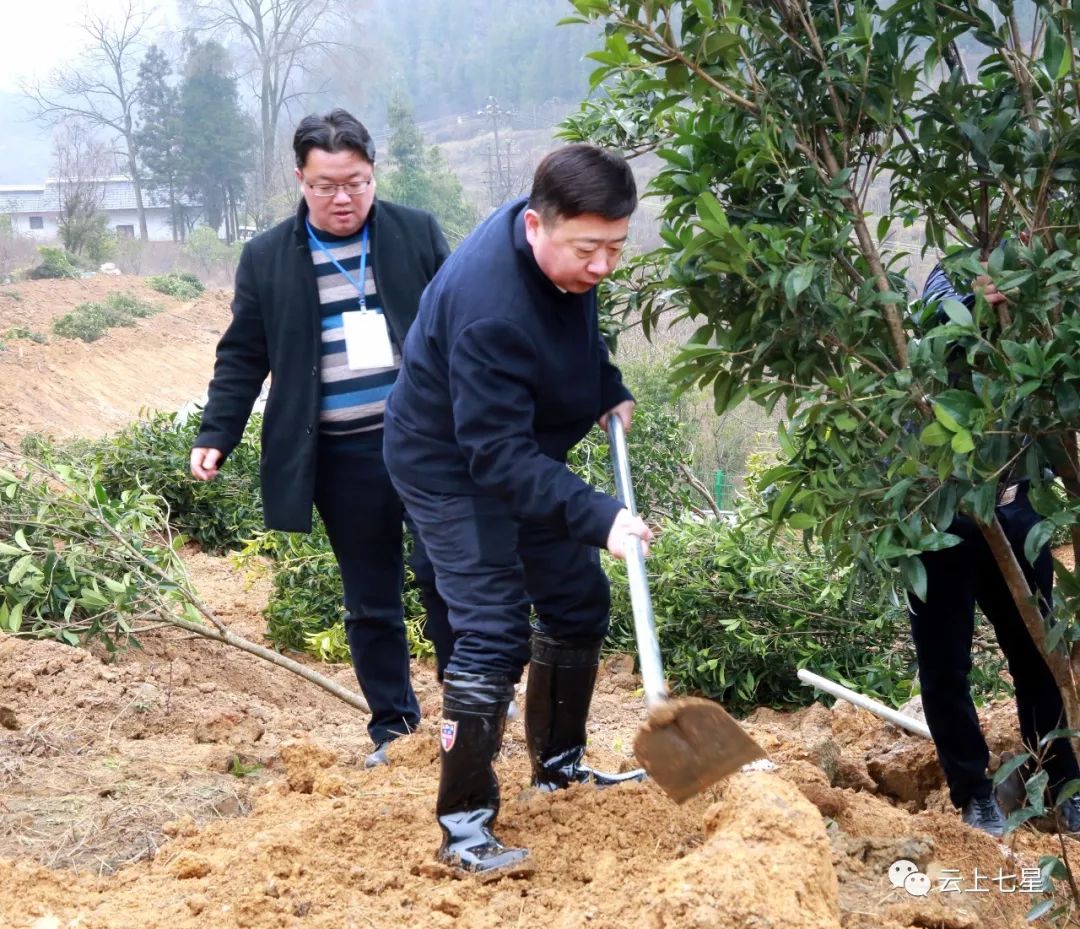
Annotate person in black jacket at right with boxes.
[915,259,1080,837]
[384,145,653,874]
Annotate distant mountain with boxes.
[0,92,54,184]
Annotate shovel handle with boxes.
[607,415,669,709]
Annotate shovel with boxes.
[607,416,765,803]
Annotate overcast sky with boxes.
[0,0,179,93]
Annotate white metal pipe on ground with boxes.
[797,668,932,740]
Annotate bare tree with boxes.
[182,0,353,225]
[52,119,119,261]
[23,1,152,240]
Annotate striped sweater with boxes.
[309,224,400,435]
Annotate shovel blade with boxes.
[633,696,764,804]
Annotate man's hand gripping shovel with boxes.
[607,416,764,803]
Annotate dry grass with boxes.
[0,718,250,874]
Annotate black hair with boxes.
[528,144,637,223]
[293,108,376,169]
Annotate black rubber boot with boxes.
[525,633,646,791]
[436,671,530,873]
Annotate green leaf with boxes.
[932,403,961,433]
[950,429,974,454]
[784,265,814,304]
[920,422,952,446]
[1026,899,1055,921]
[102,575,129,594]
[9,554,33,585]
[993,751,1031,786]
[834,413,858,432]
[1026,769,1049,816]
[788,512,816,530]
[1025,521,1054,568]
[940,299,973,327]
[900,556,927,602]
[6,600,23,633]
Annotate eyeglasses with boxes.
[304,179,373,197]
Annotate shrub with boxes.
[103,292,157,319]
[1,327,46,352]
[147,272,205,300]
[567,361,701,519]
[3,326,46,344]
[27,247,82,280]
[602,515,917,712]
[184,228,241,280]
[53,301,134,342]
[82,411,264,555]
[52,293,159,342]
[0,457,185,650]
[59,211,114,264]
[242,528,431,660]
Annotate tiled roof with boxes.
[0,177,194,214]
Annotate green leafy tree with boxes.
[135,45,187,241]
[182,0,353,226]
[178,40,256,242]
[562,1,1080,739]
[376,93,478,244]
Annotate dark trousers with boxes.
[390,478,611,681]
[911,486,1080,807]
[313,431,453,744]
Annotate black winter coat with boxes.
[194,197,450,531]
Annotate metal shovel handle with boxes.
[607,415,669,709]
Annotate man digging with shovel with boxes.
[384,145,653,874]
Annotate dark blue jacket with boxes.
[195,197,449,532]
[384,198,632,548]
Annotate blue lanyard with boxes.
[306,219,370,311]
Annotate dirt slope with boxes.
[0,276,229,447]
[0,273,1076,928]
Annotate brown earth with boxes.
[0,276,1077,928]
[0,275,230,447]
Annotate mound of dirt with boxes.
[0,276,229,446]
[1,547,1069,929]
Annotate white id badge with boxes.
[342,310,395,370]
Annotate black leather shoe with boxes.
[962,795,1007,837]
[1057,796,1080,834]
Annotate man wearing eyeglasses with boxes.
[190,108,454,768]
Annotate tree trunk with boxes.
[260,74,275,228]
[979,518,1080,758]
[125,144,148,241]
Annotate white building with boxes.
[0,177,194,242]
